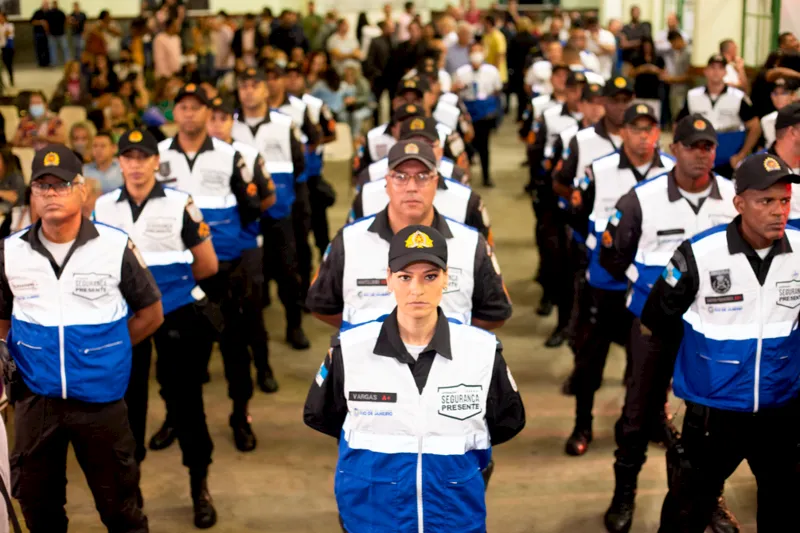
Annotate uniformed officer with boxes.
[641,153,800,533]
[760,77,797,148]
[597,115,739,533]
[231,67,310,350]
[207,96,278,393]
[677,54,761,178]
[565,103,675,456]
[303,224,525,533]
[519,63,570,151]
[265,61,322,308]
[763,102,800,228]
[94,129,220,529]
[1,144,163,532]
[157,83,265,451]
[307,140,511,331]
[349,117,493,243]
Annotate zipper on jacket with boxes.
[416,393,424,533]
[58,280,66,399]
[754,285,763,413]
[84,340,123,354]
[16,341,41,350]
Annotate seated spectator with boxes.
[69,121,95,162]
[89,54,120,99]
[630,36,665,120]
[82,177,102,217]
[51,60,92,110]
[181,54,203,84]
[327,18,361,73]
[10,185,35,235]
[113,48,143,81]
[290,46,306,65]
[150,76,183,123]
[310,66,346,115]
[82,130,123,193]
[118,73,150,114]
[339,64,373,135]
[0,147,25,226]
[107,95,141,140]
[305,50,328,87]
[12,91,65,150]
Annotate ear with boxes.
[733,194,745,215]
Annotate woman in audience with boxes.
[310,64,346,117]
[106,94,141,139]
[68,121,95,162]
[89,54,120,100]
[118,73,150,114]
[0,148,24,231]
[305,50,328,88]
[339,64,373,135]
[12,91,65,150]
[630,36,665,122]
[51,60,92,110]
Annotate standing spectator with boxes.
[82,130,123,192]
[355,12,370,47]
[232,13,265,68]
[620,5,651,67]
[482,15,508,85]
[363,19,395,124]
[31,0,51,67]
[720,39,748,91]
[45,1,68,66]
[316,11,338,51]
[661,30,692,125]
[67,2,86,60]
[630,37,665,121]
[270,10,308,56]
[98,10,122,61]
[154,18,183,80]
[13,92,65,150]
[0,13,13,88]
[654,12,688,56]
[445,21,473,74]
[395,20,426,76]
[51,60,91,109]
[396,2,415,42]
[569,27,601,74]
[302,1,322,50]
[507,16,539,120]
[464,0,481,25]
[327,18,361,74]
[192,16,215,82]
[258,8,273,42]
[585,16,616,80]
[212,11,235,79]
[750,51,785,119]
[438,15,458,48]
[778,32,800,53]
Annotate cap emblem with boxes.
[247,68,256,76]
[614,77,627,88]
[185,83,196,92]
[405,80,416,88]
[405,143,419,154]
[213,97,222,106]
[693,119,707,130]
[43,152,60,167]
[128,131,143,143]
[590,84,599,92]
[406,105,417,113]
[575,73,585,82]
[764,157,782,172]
[405,230,434,249]
[410,118,425,131]
[636,104,648,114]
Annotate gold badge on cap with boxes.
[405,143,419,154]
[410,118,425,131]
[247,68,256,76]
[614,77,627,88]
[213,97,222,105]
[405,80,416,87]
[590,84,599,92]
[406,105,417,113]
[693,119,707,130]
[43,152,60,167]
[129,131,143,143]
[764,157,782,172]
[636,104,648,113]
[185,83,196,92]
[405,230,434,249]
[576,73,585,81]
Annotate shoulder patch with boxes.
[186,199,203,223]
[128,239,147,269]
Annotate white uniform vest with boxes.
[570,126,619,184]
[360,178,472,223]
[762,110,777,148]
[367,124,396,162]
[341,217,478,326]
[540,105,582,159]
[686,86,747,132]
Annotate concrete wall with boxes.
[690,0,743,66]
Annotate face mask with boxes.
[29,104,45,118]
[276,59,287,68]
[470,52,484,65]
[72,142,87,154]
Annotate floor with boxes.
[5,66,759,532]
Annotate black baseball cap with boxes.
[118,129,158,156]
[175,83,210,106]
[399,117,439,143]
[397,77,430,97]
[237,67,265,82]
[582,82,604,100]
[566,70,587,87]
[623,102,658,125]
[733,153,800,195]
[31,144,83,183]
[604,76,634,97]
[775,101,800,130]
[210,96,235,116]
[673,114,718,145]
[389,225,448,272]
[263,62,285,76]
[388,140,437,171]
[707,54,728,67]
[392,103,425,124]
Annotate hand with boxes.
[730,152,746,169]
[344,96,356,105]
[734,56,745,69]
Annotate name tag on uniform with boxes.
[356,279,387,287]
[438,384,483,421]
[349,391,397,403]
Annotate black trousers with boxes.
[11,387,148,533]
[261,214,303,330]
[572,285,633,429]
[472,118,495,184]
[199,259,254,414]
[307,174,332,257]
[241,246,271,374]
[2,47,13,86]
[614,318,678,469]
[564,237,588,336]
[33,33,49,67]
[292,181,313,303]
[531,184,568,311]
[126,302,214,469]
[659,400,800,533]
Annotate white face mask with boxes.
[469,52,484,65]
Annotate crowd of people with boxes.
[0,1,795,533]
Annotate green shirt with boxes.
[303,14,323,47]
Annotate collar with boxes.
[561,104,580,119]
[21,216,100,255]
[594,118,613,141]
[666,169,723,202]
[726,216,793,256]
[373,307,453,364]
[368,208,454,244]
[116,181,167,203]
[437,174,449,190]
[618,146,665,170]
[236,110,272,126]
[168,134,215,156]
[704,84,729,97]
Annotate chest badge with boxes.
[73,273,111,301]
[438,384,483,421]
[709,269,731,294]
[776,279,800,309]
[158,162,171,178]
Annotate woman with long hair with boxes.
[51,60,92,109]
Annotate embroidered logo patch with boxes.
[438,384,483,421]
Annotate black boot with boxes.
[545,328,567,348]
[565,426,592,456]
[709,495,739,533]
[287,327,310,350]
[257,365,280,393]
[230,413,257,452]
[536,298,554,317]
[561,373,576,395]
[604,463,638,533]
[148,419,177,450]
[190,470,217,529]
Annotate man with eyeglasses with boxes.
[307,140,510,332]
[0,144,163,532]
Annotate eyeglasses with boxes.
[31,181,80,196]
[387,170,438,187]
